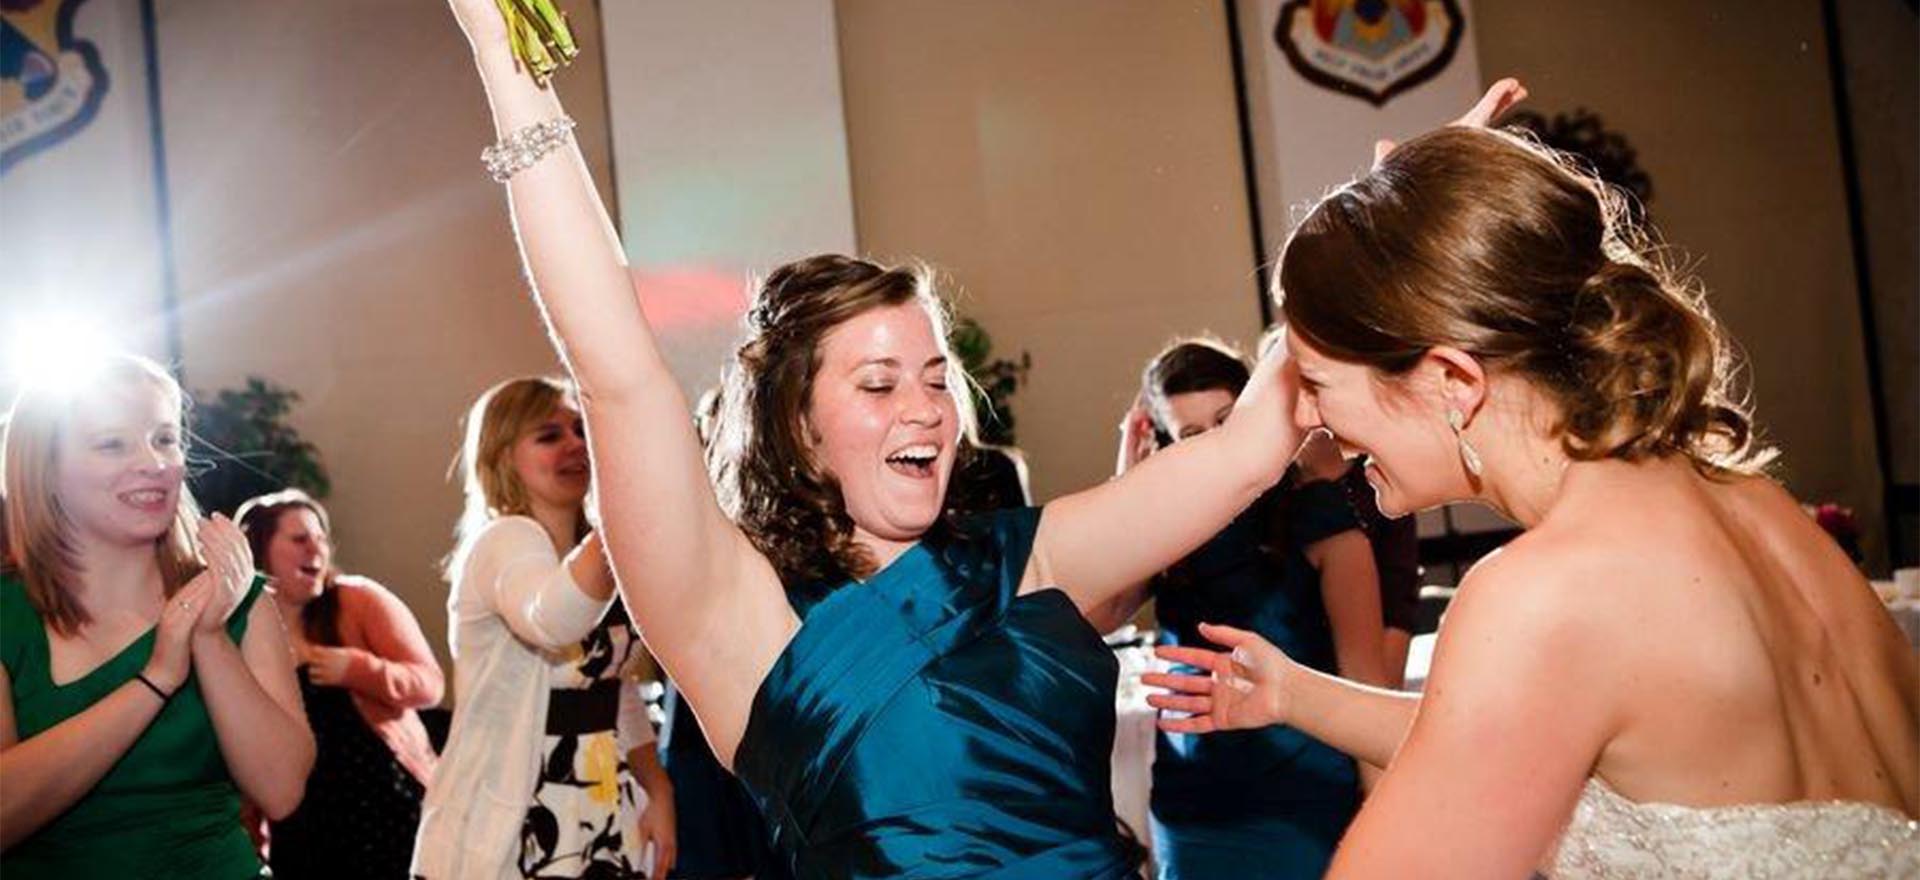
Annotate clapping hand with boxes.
[190,514,254,639]
[143,576,215,696]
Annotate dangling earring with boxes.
[1447,408,1483,477]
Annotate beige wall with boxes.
[157,0,619,680]
[1474,0,1889,564]
[834,0,1264,503]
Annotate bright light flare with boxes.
[5,312,121,398]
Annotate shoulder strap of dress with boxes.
[0,571,39,676]
[224,573,269,640]
[989,506,1044,599]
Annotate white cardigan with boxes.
[411,516,652,879]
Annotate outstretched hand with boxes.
[1372,77,1529,168]
[1143,622,1296,734]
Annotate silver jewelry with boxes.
[1447,408,1484,477]
[481,116,577,183]
[178,599,193,610]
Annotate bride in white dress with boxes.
[1143,93,1920,878]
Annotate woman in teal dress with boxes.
[443,4,1315,876]
[1115,341,1389,878]
[0,353,313,878]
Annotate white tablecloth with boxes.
[1110,637,1162,855]
[1887,598,1920,651]
[1403,632,1438,692]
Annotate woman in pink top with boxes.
[237,489,443,878]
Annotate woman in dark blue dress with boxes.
[445,4,1314,875]
[1114,341,1390,878]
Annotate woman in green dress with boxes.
[0,353,313,878]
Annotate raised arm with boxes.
[1079,400,1166,632]
[1025,334,1303,613]
[466,518,614,651]
[191,517,313,820]
[446,0,793,766]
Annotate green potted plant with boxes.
[188,378,331,516]
[949,316,1031,448]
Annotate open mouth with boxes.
[118,488,169,511]
[884,444,940,479]
[297,563,324,578]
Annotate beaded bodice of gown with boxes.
[1548,777,1920,879]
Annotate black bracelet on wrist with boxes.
[134,672,172,703]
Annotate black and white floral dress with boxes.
[518,604,647,879]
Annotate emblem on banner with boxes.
[1274,0,1463,106]
[1,0,109,176]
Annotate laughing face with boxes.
[509,400,591,513]
[1290,333,1459,517]
[55,379,187,550]
[806,303,961,548]
[263,507,332,604]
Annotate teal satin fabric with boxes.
[734,508,1141,879]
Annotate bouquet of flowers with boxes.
[494,0,577,84]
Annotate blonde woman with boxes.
[0,354,312,878]
[412,377,675,880]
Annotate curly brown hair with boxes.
[1279,126,1772,476]
[708,254,975,587]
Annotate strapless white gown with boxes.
[1549,778,1920,879]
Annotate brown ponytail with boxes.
[1557,261,1756,468]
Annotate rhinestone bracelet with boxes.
[481,116,577,183]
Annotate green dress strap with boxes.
[1,571,268,879]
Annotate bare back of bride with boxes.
[1554,459,1916,809]
[1526,458,1917,877]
